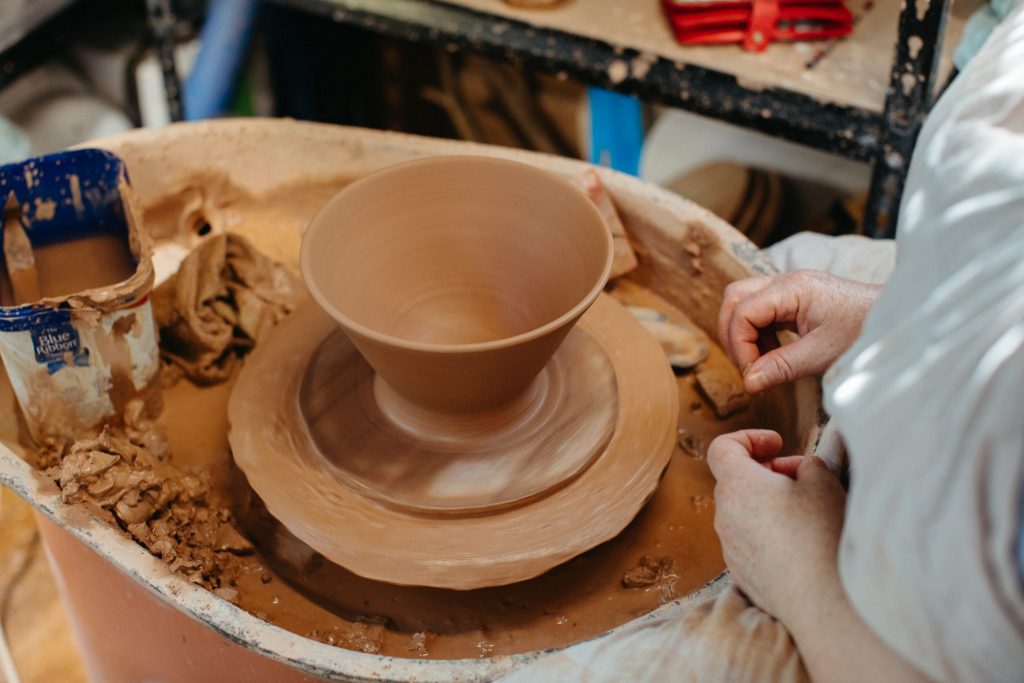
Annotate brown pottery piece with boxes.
[230,156,679,587]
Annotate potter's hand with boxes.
[709,429,932,683]
[717,270,881,393]
[707,429,846,626]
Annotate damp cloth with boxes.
[765,232,896,285]
[152,232,304,385]
[499,583,808,682]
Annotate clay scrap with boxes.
[609,280,750,418]
[627,306,708,370]
[621,555,679,603]
[153,232,305,385]
[694,354,751,419]
[622,555,676,588]
[37,400,252,590]
[573,169,638,279]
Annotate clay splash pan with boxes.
[228,157,679,590]
[0,122,823,680]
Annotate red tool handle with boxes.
[661,0,853,51]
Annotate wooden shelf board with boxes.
[434,0,982,112]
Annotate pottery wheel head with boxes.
[231,150,672,590]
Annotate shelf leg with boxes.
[863,0,951,238]
[146,0,186,123]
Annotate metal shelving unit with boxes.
[1,0,976,236]
[257,0,975,238]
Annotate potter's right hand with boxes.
[717,270,881,393]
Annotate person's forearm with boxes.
[786,573,932,683]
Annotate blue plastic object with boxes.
[0,148,128,247]
[184,0,261,120]
[587,87,644,176]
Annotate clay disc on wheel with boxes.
[228,293,678,589]
[298,323,617,515]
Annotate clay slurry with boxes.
[1,195,136,306]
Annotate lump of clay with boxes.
[628,306,709,370]
[572,169,638,279]
[153,233,305,385]
[41,405,252,588]
[694,354,751,419]
[622,555,674,588]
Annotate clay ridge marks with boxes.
[228,295,677,589]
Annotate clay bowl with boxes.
[300,156,613,433]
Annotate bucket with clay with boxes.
[0,149,160,443]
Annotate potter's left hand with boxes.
[707,429,846,627]
[718,271,881,394]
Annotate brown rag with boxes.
[152,233,305,385]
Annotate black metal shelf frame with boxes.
[0,0,950,238]
[264,0,952,239]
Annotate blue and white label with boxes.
[31,322,89,373]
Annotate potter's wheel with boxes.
[229,293,678,589]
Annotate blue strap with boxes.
[184,0,261,120]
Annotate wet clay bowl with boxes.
[301,155,613,418]
[293,156,622,518]
[0,120,822,683]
